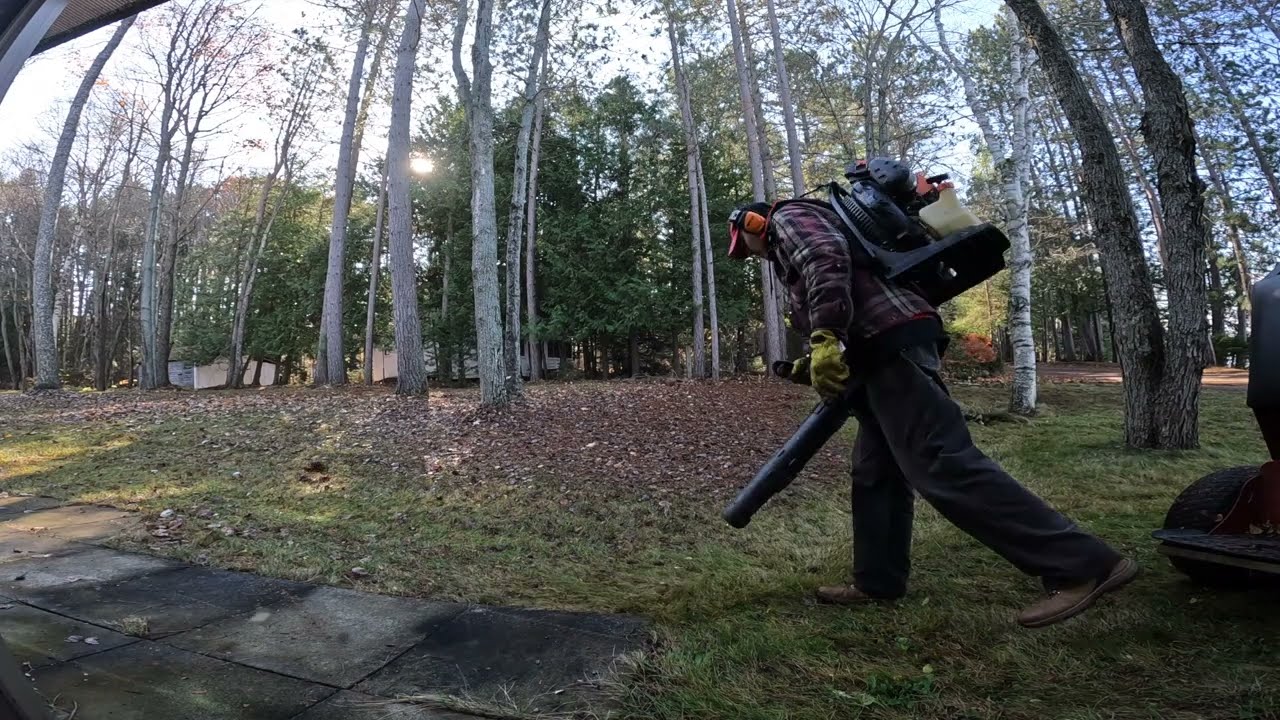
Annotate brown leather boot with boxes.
[1017,558,1139,629]
[815,584,888,604]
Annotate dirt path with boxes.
[1037,363,1248,388]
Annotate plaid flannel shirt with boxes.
[767,200,941,355]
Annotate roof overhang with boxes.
[0,0,167,105]
[35,0,168,54]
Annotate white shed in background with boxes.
[167,359,277,390]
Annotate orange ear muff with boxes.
[742,211,768,235]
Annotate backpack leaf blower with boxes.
[723,158,1011,529]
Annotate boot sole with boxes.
[1019,558,1140,629]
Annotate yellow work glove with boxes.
[788,356,812,386]
[809,329,850,400]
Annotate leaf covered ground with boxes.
[1,378,1277,719]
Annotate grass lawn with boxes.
[1,378,1276,719]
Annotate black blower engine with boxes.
[722,158,1011,529]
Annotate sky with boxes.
[0,0,1000,182]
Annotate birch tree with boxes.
[1005,0,1199,449]
[386,0,429,396]
[933,6,1036,413]
[32,17,134,390]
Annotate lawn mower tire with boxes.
[1162,465,1261,586]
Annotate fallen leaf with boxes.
[349,566,370,578]
[65,635,83,643]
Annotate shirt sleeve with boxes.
[771,204,854,342]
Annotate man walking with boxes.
[727,196,1136,628]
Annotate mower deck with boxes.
[1154,528,1280,576]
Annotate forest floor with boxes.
[1,374,1276,720]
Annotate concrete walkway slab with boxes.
[1,545,180,599]
[0,495,65,516]
[0,530,85,564]
[0,502,648,718]
[1,504,139,543]
[0,602,136,668]
[33,641,333,720]
[26,565,311,638]
[355,605,641,714]
[293,690,482,719]
[166,586,464,687]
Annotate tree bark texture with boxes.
[387,0,429,396]
[455,0,509,406]
[1176,14,1280,212]
[317,15,374,386]
[1106,0,1210,448]
[1006,0,1166,448]
[724,0,782,367]
[502,0,552,396]
[934,6,1036,413]
[666,7,705,378]
[32,17,133,389]
[696,153,721,379]
[363,166,388,385]
[525,83,547,381]
[765,0,804,195]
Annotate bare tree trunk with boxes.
[696,154,721,379]
[12,280,27,388]
[765,0,804,195]
[1207,248,1226,340]
[2,303,15,389]
[349,0,395,180]
[1106,0,1210,449]
[629,330,640,378]
[502,0,551,397]
[934,5,1036,412]
[1007,0,1166,449]
[154,138,200,386]
[666,6,705,378]
[738,3,777,198]
[1202,141,1253,315]
[1059,314,1077,361]
[724,0,782,368]
[1176,14,1280,212]
[139,118,175,389]
[439,216,453,383]
[454,0,508,406]
[1091,56,1168,262]
[228,170,292,388]
[317,15,375,386]
[387,0,428,396]
[32,18,133,390]
[363,167,387,384]
[525,86,547,382]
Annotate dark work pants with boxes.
[849,343,1121,597]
